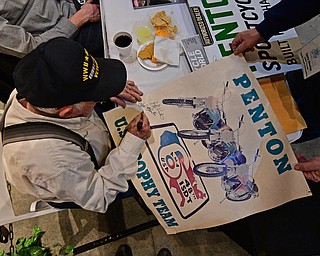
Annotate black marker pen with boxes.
[137,120,143,131]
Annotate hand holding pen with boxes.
[127,112,151,141]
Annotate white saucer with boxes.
[137,41,167,71]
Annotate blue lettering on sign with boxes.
[233,73,292,174]
[137,154,179,227]
[153,199,179,227]
[137,154,161,198]
[113,116,180,227]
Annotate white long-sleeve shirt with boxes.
[2,92,145,213]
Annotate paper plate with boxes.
[137,41,167,71]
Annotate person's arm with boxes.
[0,16,78,58]
[110,80,144,108]
[232,0,320,55]
[256,0,320,41]
[51,113,151,213]
[0,0,100,58]
[69,0,101,28]
[294,154,320,183]
[232,28,265,55]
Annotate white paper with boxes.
[298,34,320,79]
[154,36,181,66]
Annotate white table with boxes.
[100,0,196,93]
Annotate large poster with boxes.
[186,0,302,78]
[104,55,310,234]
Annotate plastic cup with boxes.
[133,20,154,44]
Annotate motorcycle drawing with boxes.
[162,82,241,165]
[220,149,260,202]
[162,82,260,201]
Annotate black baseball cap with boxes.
[13,37,127,108]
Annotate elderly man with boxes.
[2,37,151,213]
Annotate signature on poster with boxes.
[138,101,165,120]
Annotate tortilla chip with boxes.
[150,11,178,38]
[138,43,154,60]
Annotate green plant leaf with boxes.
[64,246,73,255]
[2,227,71,256]
[32,227,43,236]
[32,227,46,240]
[28,246,51,256]
[15,237,27,251]
[24,236,42,248]
[15,247,32,256]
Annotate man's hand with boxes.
[127,112,151,141]
[110,80,143,108]
[69,0,100,28]
[232,28,265,55]
[294,154,320,182]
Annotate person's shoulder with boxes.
[4,136,89,167]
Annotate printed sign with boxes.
[181,35,210,71]
[104,55,310,234]
[147,123,209,218]
[186,0,302,78]
[298,34,320,79]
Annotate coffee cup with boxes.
[113,32,133,57]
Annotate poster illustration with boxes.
[104,55,310,234]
